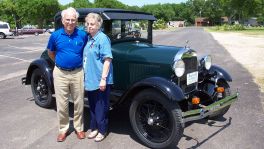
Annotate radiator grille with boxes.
[180,56,198,93]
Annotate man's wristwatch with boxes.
[101,77,106,81]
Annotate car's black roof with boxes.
[54,8,156,21]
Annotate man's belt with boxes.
[56,65,81,71]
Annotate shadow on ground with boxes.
[27,96,232,149]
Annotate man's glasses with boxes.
[65,19,76,23]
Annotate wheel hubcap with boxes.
[34,77,48,103]
[147,117,154,125]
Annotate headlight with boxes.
[173,59,185,77]
[200,55,212,70]
[204,55,212,70]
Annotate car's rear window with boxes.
[0,24,8,29]
[110,20,147,41]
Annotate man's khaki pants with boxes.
[53,66,84,134]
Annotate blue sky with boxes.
[59,0,187,6]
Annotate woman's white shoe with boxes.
[87,130,98,139]
[94,133,105,142]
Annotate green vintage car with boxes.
[22,8,238,149]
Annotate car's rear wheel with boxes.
[0,33,6,39]
[129,89,183,149]
[34,32,39,36]
[31,68,54,108]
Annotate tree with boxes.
[142,4,175,22]
[94,0,127,9]
[256,0,264,25]
[126,5,141,12]
[66,0,93,8]
[220,0,258,23]
[15,0,60,28]
[1,0,261,29]
[169,3,193,25]
[0,0,20,28]
[185,0,260,25]
[203,0,224,25]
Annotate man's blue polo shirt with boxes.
[83,31,113,91]
[47,28,88,69]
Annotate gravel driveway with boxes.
[210,32,264,109]
[210,32,264,92]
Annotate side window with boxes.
[112,20,121,40]
[0,24,8,29]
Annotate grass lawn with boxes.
[205,26,264,36]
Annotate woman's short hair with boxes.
[61,7,79,20]
[85,13,103,29]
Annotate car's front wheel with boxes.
[31,68,54,108]
[129,89,183,149]
[0,33,6,39]
[34,32,39,36]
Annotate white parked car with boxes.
[0,21,13,39]
[46,28,55,34]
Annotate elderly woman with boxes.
[83,13,113,142]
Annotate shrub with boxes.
[153,19,166,29]
[231,24,245,30]
[213,24,245,31]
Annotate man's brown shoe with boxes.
[57,133,67,142]
[76,131,85,139]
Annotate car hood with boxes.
[112,41,184,64]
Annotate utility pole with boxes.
[12,14,18,36]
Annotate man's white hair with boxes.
[61,7,79,19]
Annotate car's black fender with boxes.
[209,65,232,82]
[118,77,185,104]
[24,58,54,92]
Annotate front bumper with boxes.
[182,92,238,123]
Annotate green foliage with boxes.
[16,0,60,28]
[1,0,263,29]
[94,0,127,9]
[65,0,93,9]
[0,0,60,28]
[153,19,166,29]
[126,5,141,12]
[257,16,264,25]
[213,24,245,31]
[141,4,175,22]
[0,0,18,27]
[139,20,148,30]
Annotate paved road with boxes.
[0,28,263,149]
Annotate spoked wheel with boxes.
[136,100,173,143]
[31,68,54,108]
[129,89,183,149]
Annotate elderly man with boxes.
[47,7,87,142]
